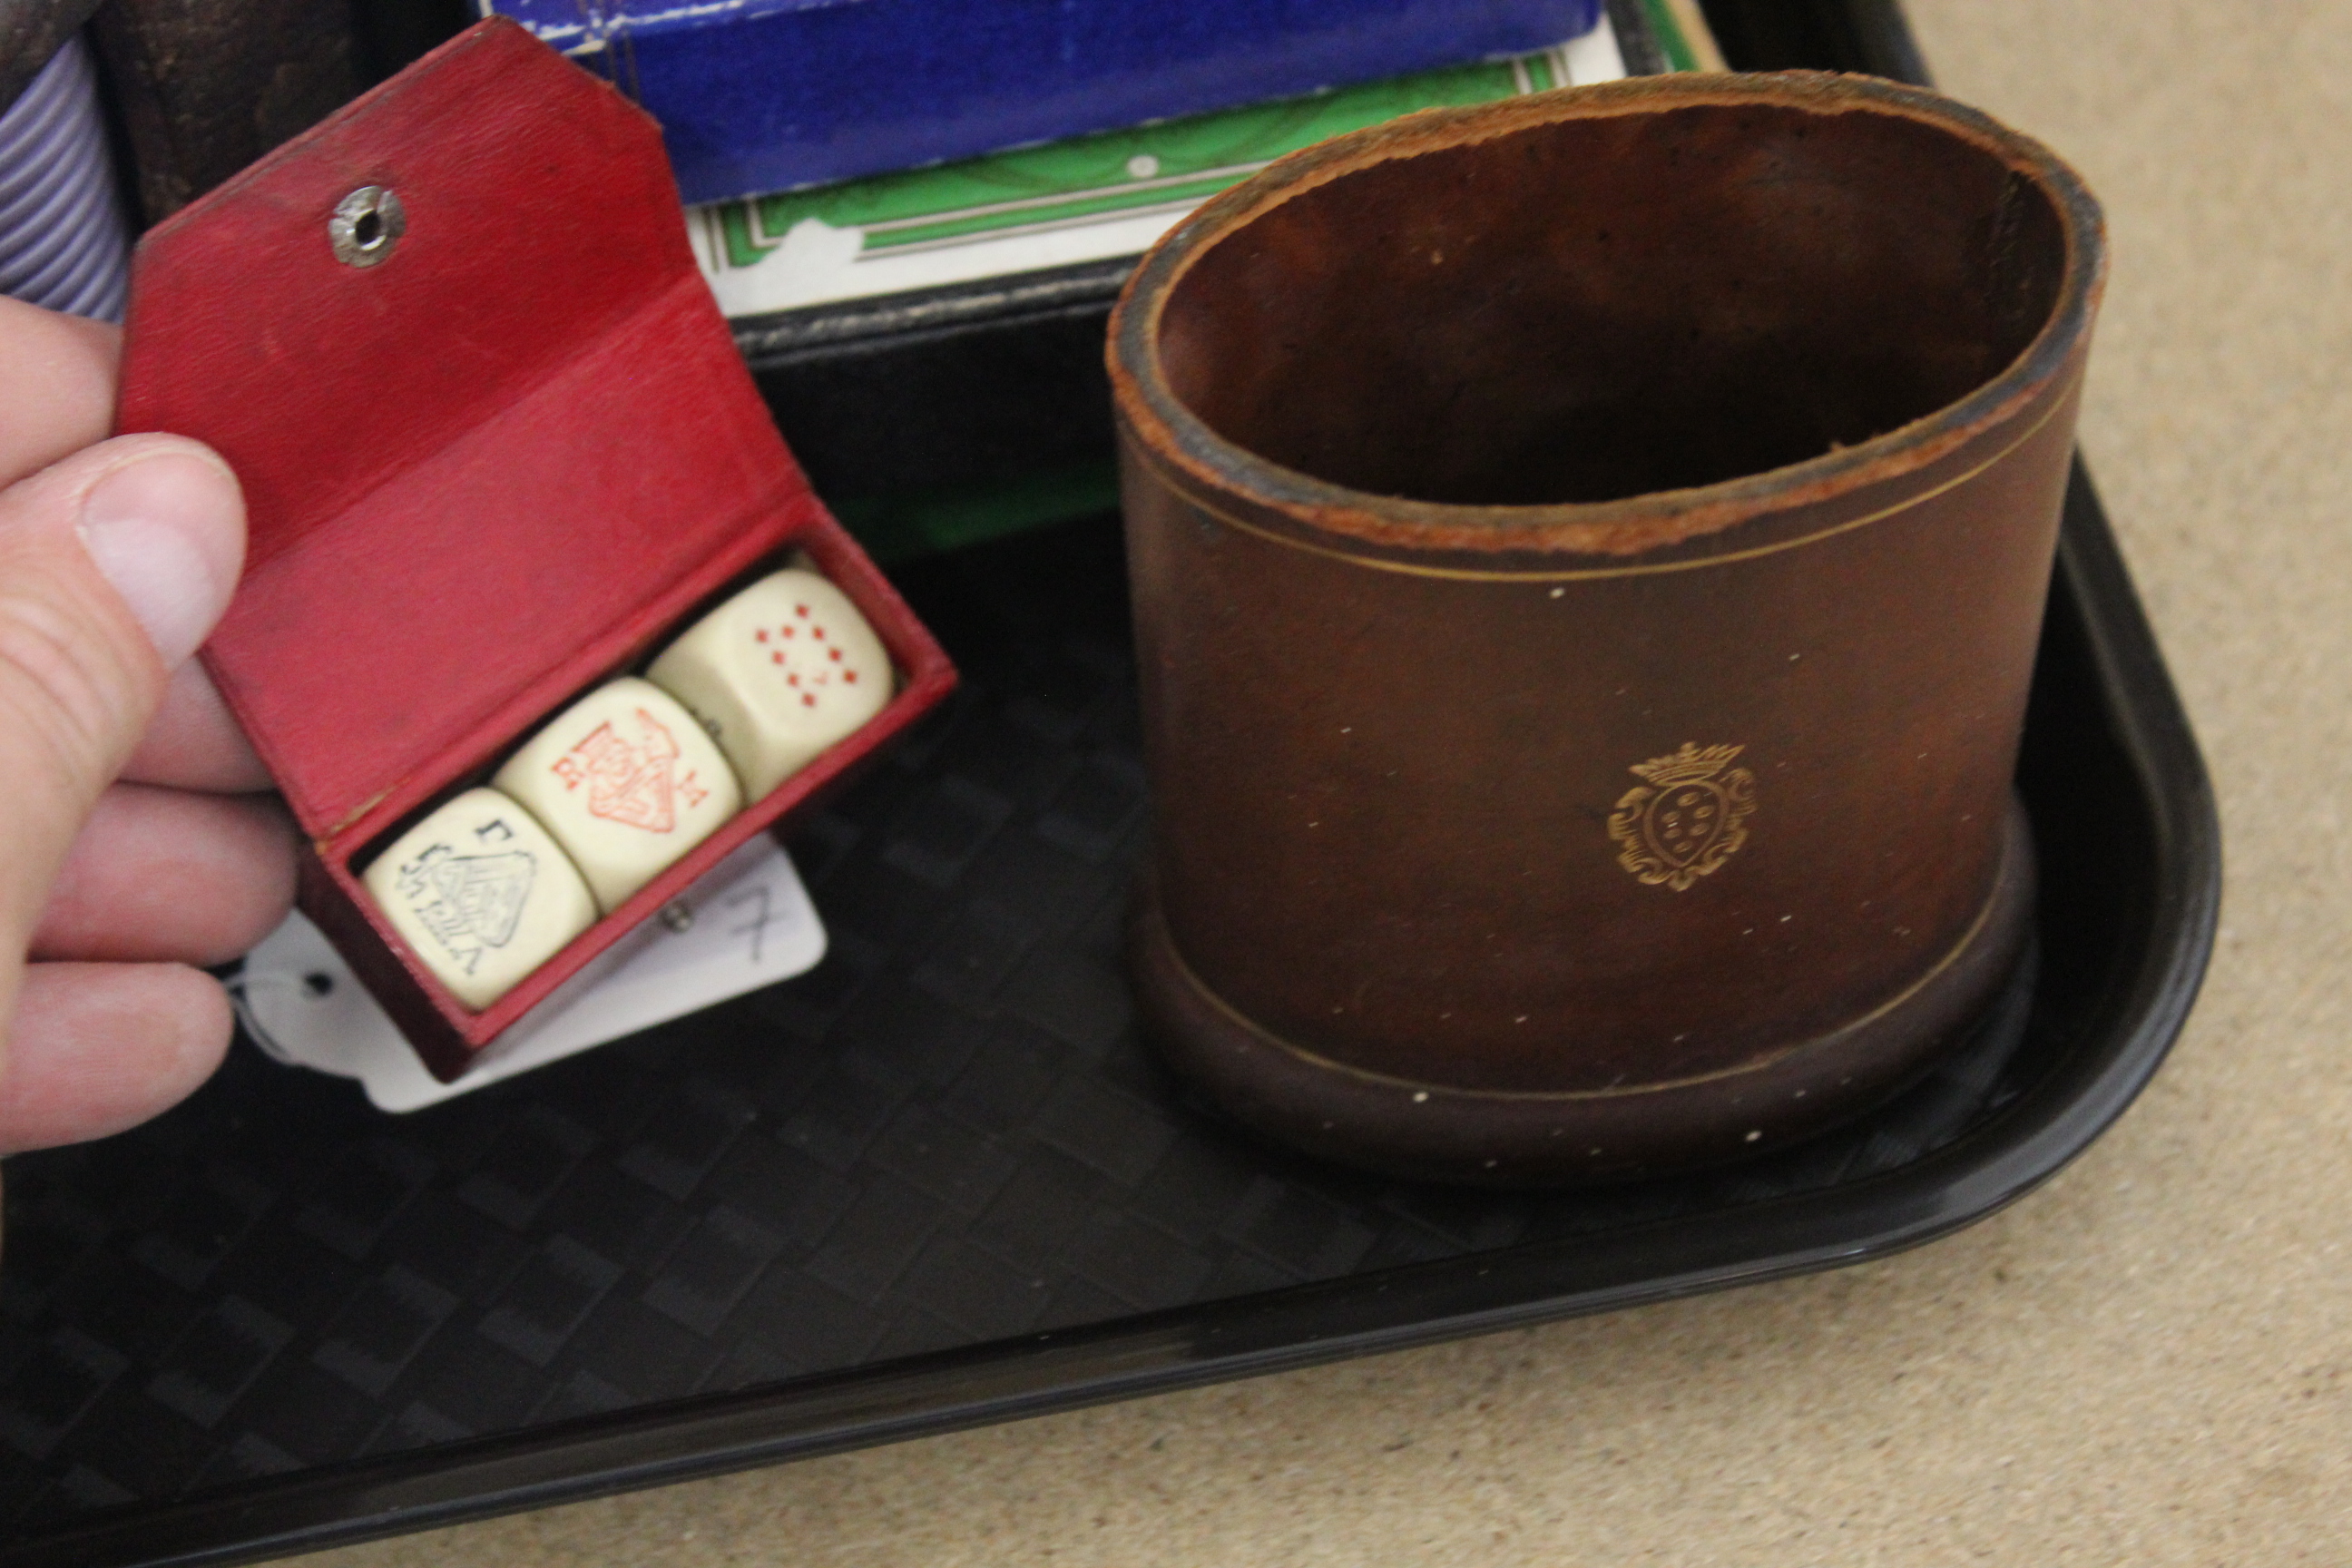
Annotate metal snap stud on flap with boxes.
[328,186,405,267]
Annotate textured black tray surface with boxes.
[0,509,2037,1521]
[0,470,2212,1567]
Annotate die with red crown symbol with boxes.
[493,677,743,911]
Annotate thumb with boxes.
[0,435,245,951]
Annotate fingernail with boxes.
[78,449,242,668]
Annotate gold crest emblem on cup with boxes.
[1608,743,1758,891]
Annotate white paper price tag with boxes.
[230,836,824,1112]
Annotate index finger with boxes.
[0,296,120,487]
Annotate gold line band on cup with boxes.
[1144,391,2068,585]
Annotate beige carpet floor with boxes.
[299,2,2352,1560]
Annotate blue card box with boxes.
[484,0,1603,205]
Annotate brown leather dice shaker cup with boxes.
[1109,73,2105,1185]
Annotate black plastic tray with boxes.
[0,6,2219,1564]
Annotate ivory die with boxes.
[647,569,892,800]
[361,787,596,1009]
[492,677,742,911]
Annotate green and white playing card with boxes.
[692,19,1632,317]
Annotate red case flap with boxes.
[115,19,810,838]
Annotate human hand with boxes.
[0,296,297,1153]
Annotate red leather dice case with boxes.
[114,19,956,1079]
